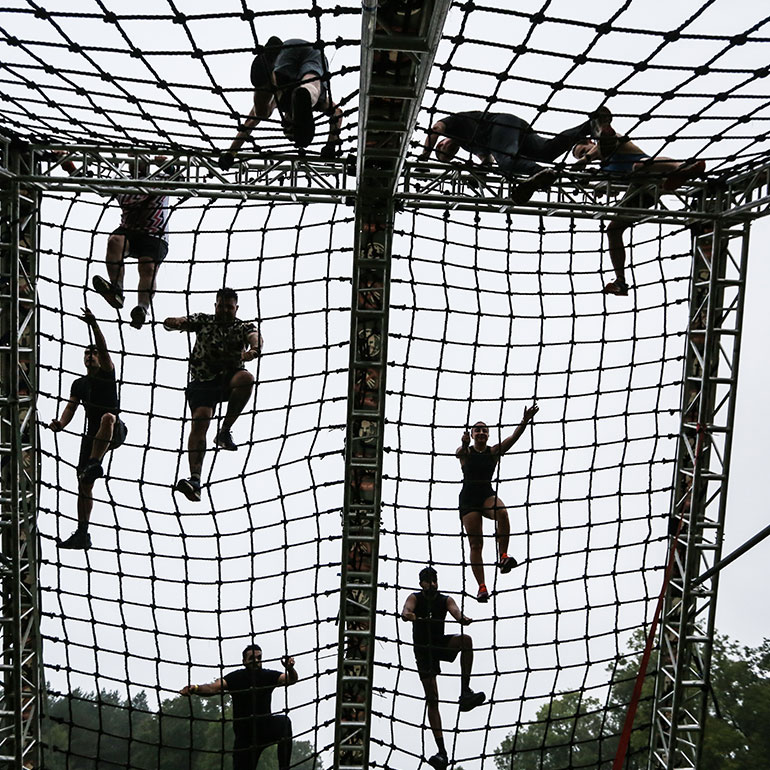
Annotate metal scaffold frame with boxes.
[649,196,751,770]
[0,138,41,767]
[334,2,450,768]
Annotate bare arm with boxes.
[455,430,470,459]
[446,596,472,626]
[418,120,446,160]
[277,656,298,686]
[180,678,226,697]
[401,592,417,622]
[241,329,263,362]
[163,316,191,332]
[50,396,79,431]
[493,403,538,456]
[82,308,113,372]
[228,105,263,156]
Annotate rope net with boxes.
[1,1,768,769]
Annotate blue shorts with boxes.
[602,153,649,174]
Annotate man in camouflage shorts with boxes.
[163,288,262,502]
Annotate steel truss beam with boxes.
[649,202,750,769]
[334,2,449,769]
[0,138,41,767]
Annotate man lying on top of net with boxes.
[49,309,128,551]
[418,106,613,203]
[163,288,262,503]
[219,37,343,168]
[571,111,706,297]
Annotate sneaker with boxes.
[597,125,620,161]
[589,105,613,137]
[130,305,147,329]
[459,689,486,712]
[427,752,449,770]
[92,275,124,309]
[58,529,91,550]
[291,86,315,148]
[78,460,103,485]
[603,278,629,297]
[499,554,518,574]
[511,168,557,204]
[476,584,489,603]
[175,477,201,503]
[215,429,238,451]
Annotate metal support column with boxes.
[0,137,42,767]
[334,2,449,768]
[649,205,750,770]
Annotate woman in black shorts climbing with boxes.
[456,403,538,602]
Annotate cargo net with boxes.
[36,190,353,768]
[371,205,691,769]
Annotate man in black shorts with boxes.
[49,308,128,550]
[163,288,262,503]
[90,156,170,329]
[419,108,611,203]
[219,37,343,166]
[181,643,298,770]
[401,567,486,770]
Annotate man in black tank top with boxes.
[456,404,539,602]
[401,567,486,770]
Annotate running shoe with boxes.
[58,529,91,550]
[175,477,202,503]
[215,429,238,451]
[476,584,489,603]
[589,105,613,137]
[427,752,449,770]
[130,305,147,329]
[78,460,103,485]
[92,275,124,309]
[459,689,487,712]
[499,555,518,574]
[511,168,557,204]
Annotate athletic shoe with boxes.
[130,305,147,329]
[499,555,518,574]
[476,584,489,603]
[292,86,315,148]
[589,105,613,137]
[58,529,91,550]
[459,689,486,712]
[215,429,238,451]
[511,168,557,204]
[603,279,629,297]
[427,752,449,770]
[175,477,201,503]
[92,275,124,309]
[597,125,620,161]
[78,460,103,485]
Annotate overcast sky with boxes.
[2,1,769,768]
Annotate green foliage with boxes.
[494,633,770,770]
[43,688,321,770]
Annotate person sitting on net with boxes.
[418,107,612,204]
[219,37,343,167]
[456,404,539,602]
[163,287,261,503]
[181,643,297,770]
[48,308,128,550]
[401,566,486,770]
[571,114,706,297]
[83,156,171,329]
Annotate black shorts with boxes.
[459,483,496,518]
[77,416,128,472]
[414,635,460,678]
[273,43,331,106]
[185,372,236,411]
[233,715,292,770]
[112,228,168,264]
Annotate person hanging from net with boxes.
[181,643,297,770]
[163,288,262,503]
[48,308,128,550]
[401,566,486,770]
[418,107,612,203]
[82,156,171,329]
[219,37,343,168]
[457,404,539,602]
[571,111,707,296]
